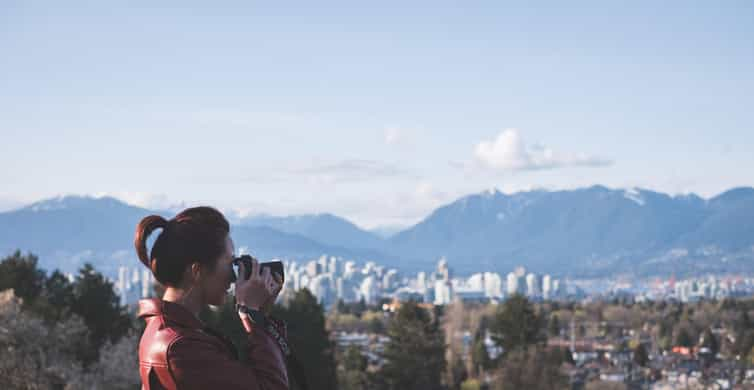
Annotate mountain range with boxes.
[1,185,753,279]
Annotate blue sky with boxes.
[1,1,753,228]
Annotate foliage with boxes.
[271,288,338,390]
[490,294,544,355]
[378,301,446,390]
[493,346,567,390]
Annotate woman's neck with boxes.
[162,286,203,318]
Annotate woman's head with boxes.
[134,206,234,305]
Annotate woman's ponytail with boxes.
[134,215,169,269]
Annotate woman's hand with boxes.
[261,272,283,314]
[234,257,277,310]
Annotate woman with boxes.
[134,206,289,389]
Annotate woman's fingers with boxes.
[236,260,246,285]
[250,257,261,280]
[261,266,272,289]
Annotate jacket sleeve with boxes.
[167,325,289,390]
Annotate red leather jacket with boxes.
[137,298,289,390]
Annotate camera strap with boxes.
[265,317,309,390]
[264,316,290,356]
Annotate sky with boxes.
[1,1,753,228]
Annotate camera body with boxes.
[232,255,284,284]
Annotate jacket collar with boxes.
[138,298,205,329]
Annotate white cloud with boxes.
[474,129,612,171]
[93,191,186,212]
[383,125,423,146]
[384,126,402,145]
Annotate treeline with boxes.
[331,294,571,390]
[4,249,754,390]
[543,297,754,360]
[0,251,134,389]
[330,293,754,390]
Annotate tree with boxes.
[0,250,46,306]
[578,323,587,338]
[732,310,754,357]
[71,263,132,366]
[1,283,140,390]
[338,345,370,390]
[673,327,693,348]
[491,294,544,355]
[561,346,575,365]
[493,346,567,390]
[379,301,446,390]
[34,270,76,323]
[342,344,367,372]
[700,328,719,356]
[633,343,649,367]
[471,331,491,375]
[271,288,337,390]
[74,332,142,390]
[444,300,467,388]
[0,289,90,389]
[548,314,561,337]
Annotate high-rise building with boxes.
[117,266,128,306]
[507,272,519,296]
[434,279,453,305]
[382,269,398,291]
[436,257,451,281]
[542,274,552,300]
[484,272,503,298]
[305,260,319,277]
[360,275,378,305]
[416,271,427,292]
[141,269,152,298]
[310,274,333,306]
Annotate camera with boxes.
[231,254,284,284]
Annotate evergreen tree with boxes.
[494,346,567,390]
[491,294,544,355]
[35,270,76,323]
[471,328,491,375]
[338,345,369,390]
[547,314,560,337]
[336,299,347,314]
[71,263,132,366]
[673,327,693,348]
[732,310,754,357]
[700,328,719,356]
[271,288,337,390]
[633,343,649,367]
[0,250,46,306]
[379,301,446,390]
